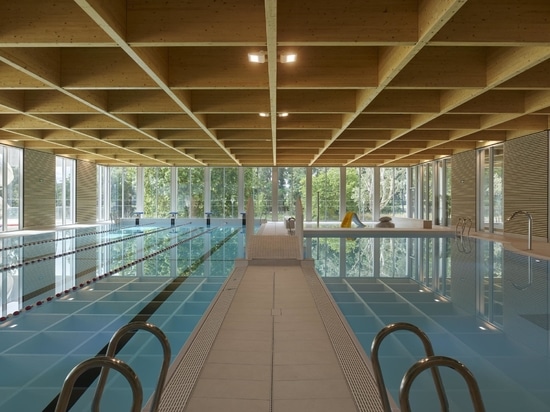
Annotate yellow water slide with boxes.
[340,211,354,228]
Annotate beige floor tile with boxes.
[273,349,339,365]
[192,378,271,399]
[215,328,272,342]
[274,338,334,353]
[273,319,325,331]
[211,336,272,352]
[185,398,270,412]
[207,349,272,365]
[272,398,358,412]
[274,328,330,341]
[272,378,353,400]
[273,363,346,381]
[220,320,273,332]
[200,363,271,381]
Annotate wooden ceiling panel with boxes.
[0,0,547,166]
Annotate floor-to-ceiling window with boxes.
[55,157,75,225]
[421,163,433,220]
[380,167,408,218]
[110,167,137,219]
[244,167,273,220]
[143,167,171,218]
[278,167,306,218]
[311,167,340,222]
[409,159,451,225]
[346,168,374,222]
[96,164,458,227]
[0,146,22,231]
[176,167,204,218]
[478,145,504,233]
[211,168,239,218]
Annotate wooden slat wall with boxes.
[504,131,549,238]
[23,150,55,228]
[450,150,476,226]
[76,160,97,223]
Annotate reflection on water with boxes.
[0,223,245,411]
[306,234,550,411]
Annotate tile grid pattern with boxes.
[156,266,246,412]
[302,264,385,412]
[158,222,384,411]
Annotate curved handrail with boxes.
[400,355,486,412]
[92,321,171,412]
[511,256,533,291]
[455,217,464,238]
[55,356,143,412]
[370,322,448,412]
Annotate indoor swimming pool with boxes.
[0,222,246,411]
[306,233,550,411]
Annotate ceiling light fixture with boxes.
[248,51,297,64]
[279,53,297,63]
[248,51,266,63]
[258,112,289,117]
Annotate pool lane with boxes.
[0,225,242,412]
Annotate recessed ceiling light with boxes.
[259,112,289,117]
[248,51,297,64]
[248,51,266,63]
[279,53,297,63]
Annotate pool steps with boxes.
[55,321,171,412]
[371,322,449,412]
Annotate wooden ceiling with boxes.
[1,0,550,167]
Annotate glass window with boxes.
[311,167,340,222]
[380,167,408,218]
[211,168,239,218]
[478,145,503,233]
[55,157,75,225]
[346,168,373,222]
[278,167,306,218]
[0,146,22,231]
[110,167,137,218]
[245,167,273,220]
[143,167,171,218]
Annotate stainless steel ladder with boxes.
[400,355,486,412]
[54,356,143,412]
[455,217,472,238]
[370,322,449,412]
[92,321,171,412]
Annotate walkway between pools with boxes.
[155,221,385,412]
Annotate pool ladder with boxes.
[55,321,171,412]
[371,322,486,412]
[455,217,472,238]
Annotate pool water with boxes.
[308,234,550,411]
[0,223,245,411]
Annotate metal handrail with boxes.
[371,322,449,412]
[92,321,171,412]
[455,217,464,237]
[400,355,486,412]
[455,217,472,238]
[55,356,143,412]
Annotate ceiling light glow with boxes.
[248,51,266,63]
[248,51,297,64]
[279,52,297,63]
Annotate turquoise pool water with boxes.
[306,234,550,411]
[0,223,245,411]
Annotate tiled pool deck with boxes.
[156,222,385,412]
